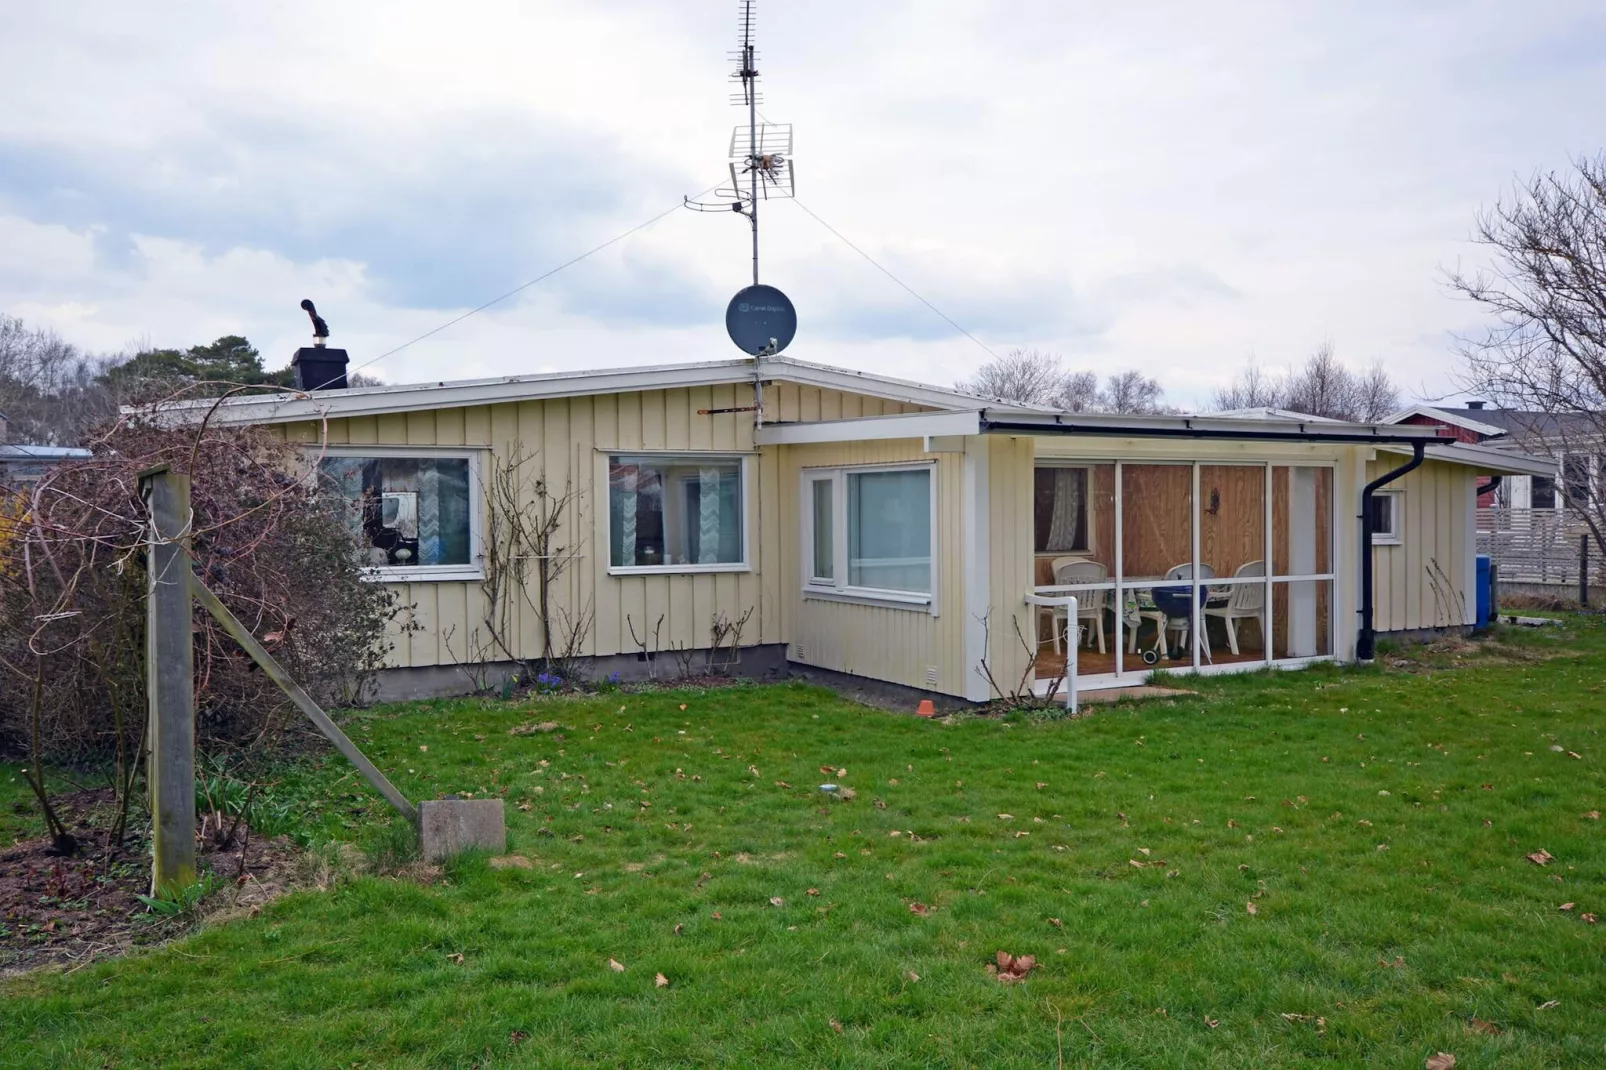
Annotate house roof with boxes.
[1213,406,1344,423]
[0,444,91,461]
[1385,404,1602,442]
[1379,440,1558,478]
[151,355,1057,426]
[756,406,1450,446]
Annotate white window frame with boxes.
[312,445,486,583]
[606,452,752,576]
[801,461,938,613]
[1033,461,1096,556]
[1372,489,1403,546]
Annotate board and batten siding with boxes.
[279,383,928,670]
[779,438,969,695]
[1367,457,1478,633]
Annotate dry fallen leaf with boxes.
[608,958,626,972]
[770,896,785,907]
[997,813,1014,820]
[829,1019,844,1034]
[1527,849,1555,866]
[905,970,920,982]
[679,704,688,710]
[1585,811,1601,821]
[1560,902,1576,912]
[1584,913,1599,925]
[673,923,683,935]
[994,950,1038,982]
[1468,1017,1502,1036]
[1048,917,1063,928]
[655,972,670,988]
[1537,1000,1560,1011]
[1246,901,1258,916]
[807,888,821,896]
[711,912,722,920]
[909,901,932,916]
[1425,1053,1456,1070]
[1204,1016,1219,1029]
[446,952,465,965]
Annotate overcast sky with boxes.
[3,1,1603,408]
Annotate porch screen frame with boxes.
[1033,457,1337,687]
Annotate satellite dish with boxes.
[726,284,797,356]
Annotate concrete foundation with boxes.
[418,798,507,862]
[785,662,978,714]
[369,643,792,702]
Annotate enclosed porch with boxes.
[1027,458,1338,692]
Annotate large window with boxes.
[609,454,746,571]
[1034,465,1091,553]
[318,451,478,579]
[804,463,934,606]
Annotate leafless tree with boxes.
[1450,152,1606,552]
[1211,344,1399,421]
[1097,370,1167,414]
[1060,370,1099,412]
[0,316,124,446]
[956,348,1067,406]
[957,349,1166,413]
[1211,361,1283,411]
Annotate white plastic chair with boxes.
[1051,560,1109,655]
[1204,560,1265,655]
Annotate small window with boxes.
[809,477,834,582]
[1370,491,1402,545]
[1562,456,1591,506]
[318,453,477,577]
[1033,466,1091,553]
[1532,475,1557,510]
[609,455,745,571]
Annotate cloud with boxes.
[3,0,1606,409]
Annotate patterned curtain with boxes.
[698,466,722,564]
[418,462,441,565]
[1046,468,1084,550]
[616,466,638,565]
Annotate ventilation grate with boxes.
[924,665,939,687]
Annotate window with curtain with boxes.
[609,455,744,569]
[1033,466,1090,553]
[318,455,474,571]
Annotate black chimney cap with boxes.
[293,347,349,391]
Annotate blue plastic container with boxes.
[1475,554,1492,629]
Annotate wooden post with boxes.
[1582,533,1591,609]
[141,465,196,896]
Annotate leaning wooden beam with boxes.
[188,574,418,824]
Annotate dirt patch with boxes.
[1,789,302,976]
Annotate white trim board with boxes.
[151,355,1036,427]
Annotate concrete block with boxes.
[418,798,507,862]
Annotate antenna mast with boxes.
[685,0,795,283]
[738,0,759,284]
[689,0,800,404]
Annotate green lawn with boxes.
[5,622,1606,1068]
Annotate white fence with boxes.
[1477,507,1602,587]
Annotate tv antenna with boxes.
[686,0,798,365]
[685,0,796,284]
